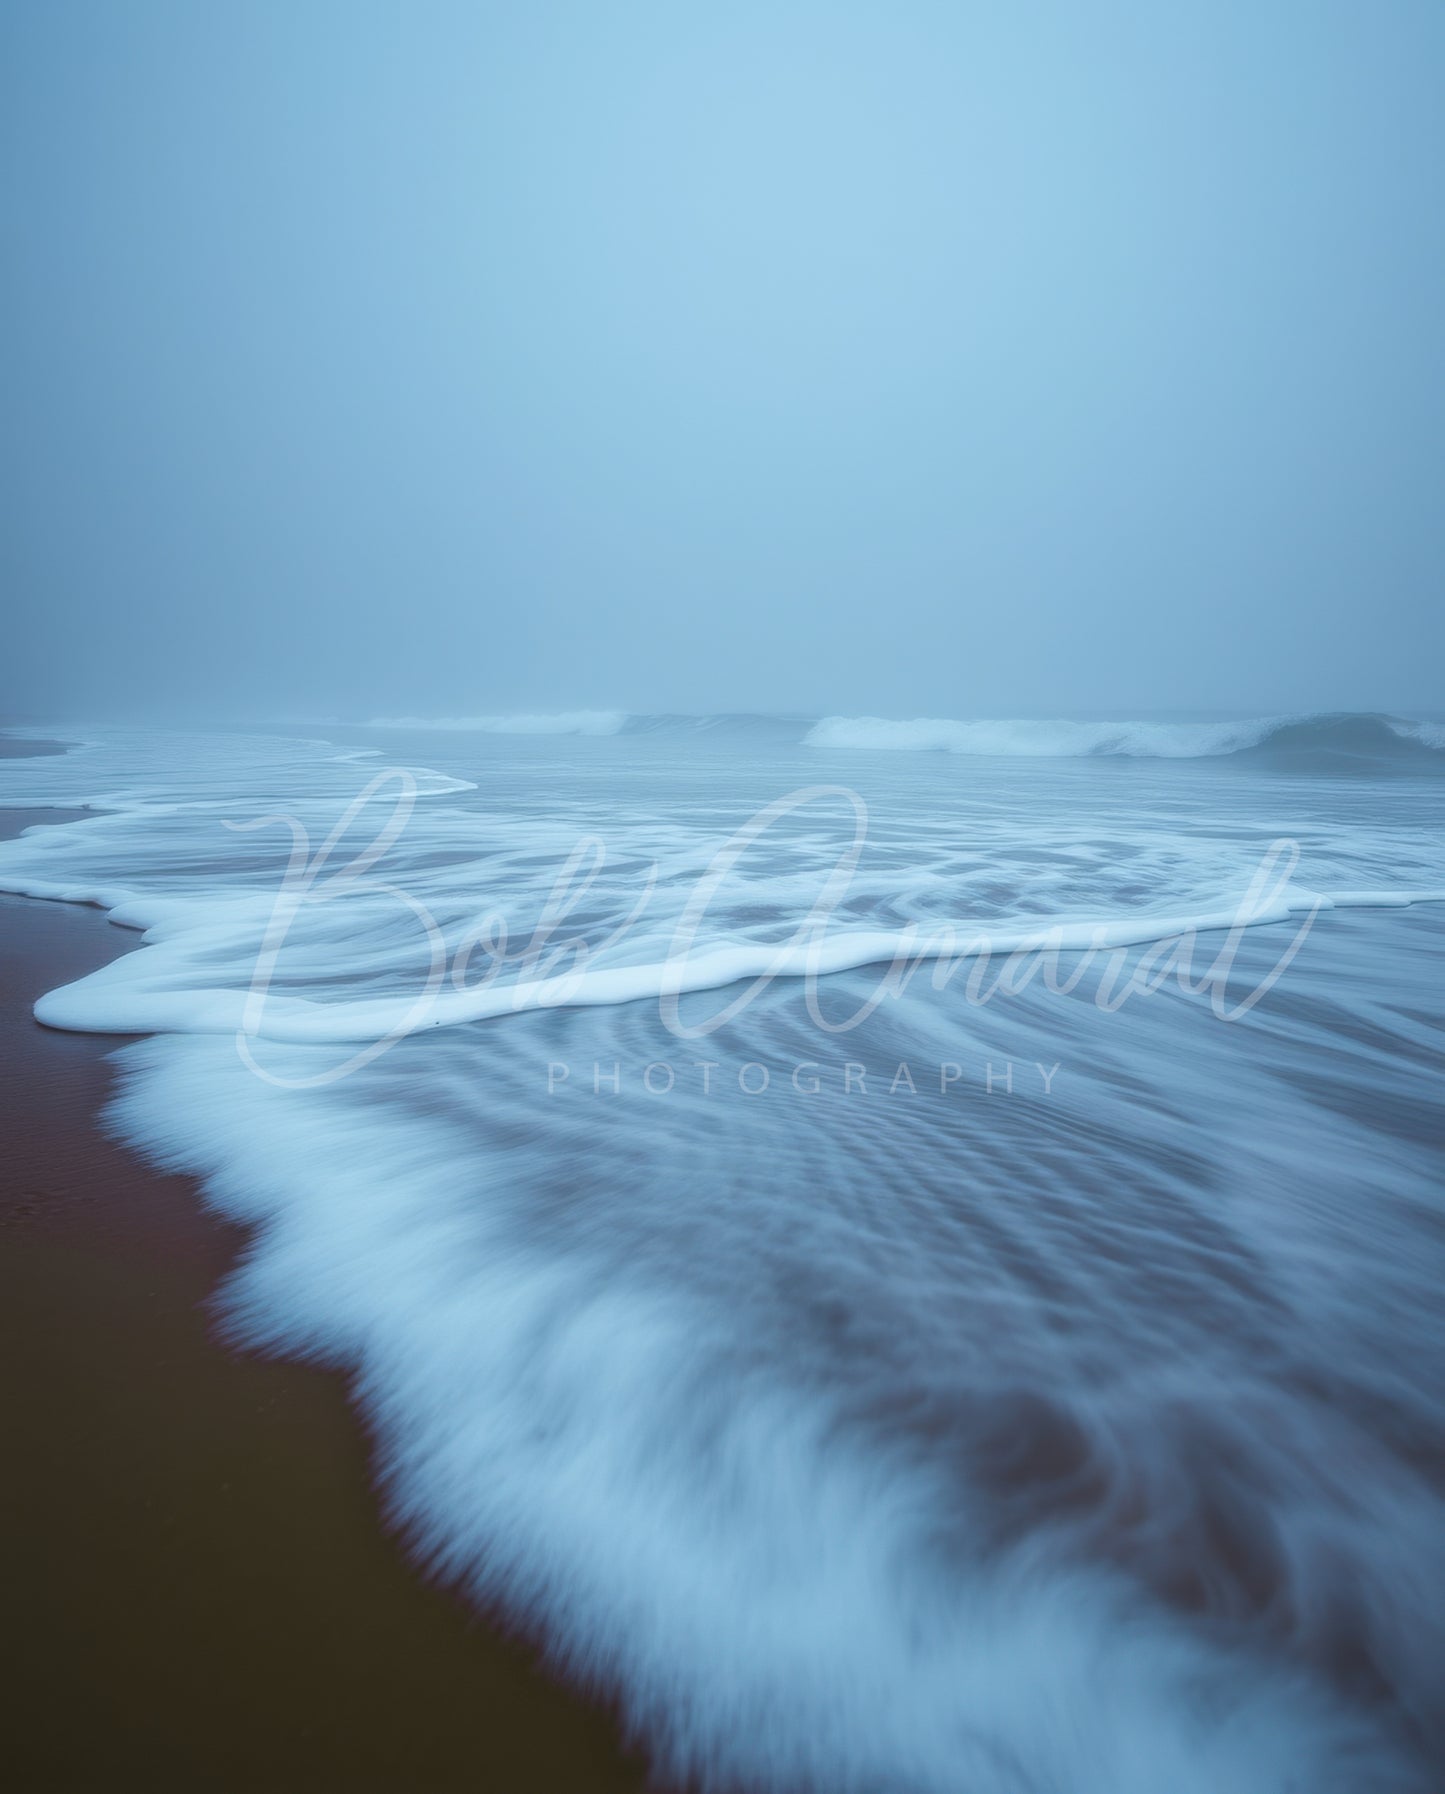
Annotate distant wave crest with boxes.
[805,712,1445,761]
[368,710,627,736]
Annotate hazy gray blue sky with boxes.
[3,1,1442,721]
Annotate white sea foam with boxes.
[21,882,1445,1044]
[1389,718,1445,751]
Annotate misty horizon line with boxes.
[5,703,1445,727]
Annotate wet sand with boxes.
[0,809,650,1791]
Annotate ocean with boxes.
[1,712,1442,1792]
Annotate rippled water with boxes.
[2,718,1442,1790]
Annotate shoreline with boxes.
[0,809,649,1792]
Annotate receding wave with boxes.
[805,711,1445,763]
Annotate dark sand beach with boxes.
[0,806,648,1792]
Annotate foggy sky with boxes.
[3,1,1443,723]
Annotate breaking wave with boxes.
[339,709,1445,765]
[805,711,1445,763]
